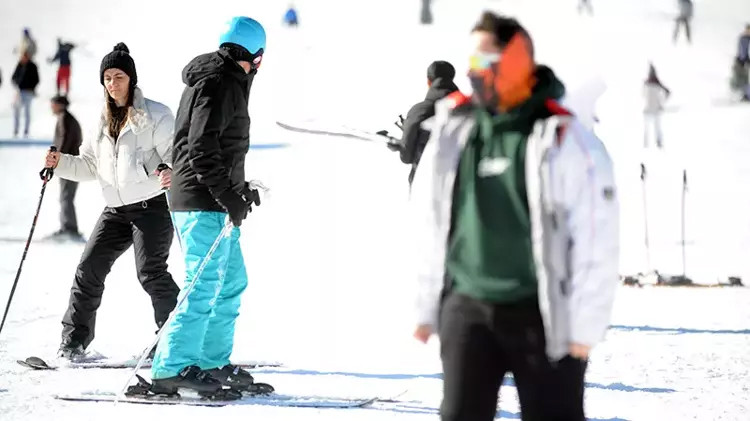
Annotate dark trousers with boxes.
[420,0,432,24]
[439,292,587,421]
[61,195,180,348]
[673,18,692,43]
[59,179,78,233]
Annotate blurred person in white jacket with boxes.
[411,11,619,421]
[643,63,671,148]
[43,43,179,360]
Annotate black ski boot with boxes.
[204,364,274,395]
[151,365,241,400]
[57,340,86,361]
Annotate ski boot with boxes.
[204,364,274,395]
[57,340,86,361]
[151,365,241,400]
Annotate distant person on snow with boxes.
[421,0,433,25]
[49,38,76,96]
[11,52,39,138]
[388,61,459,185]
[578,0,594,15]
[49,95,83,241]
[44,43,179,361]
[673,0,693,44]
[14,28,37,59]
[283,5,299,27]
[732,25,750,101]
[643,63,670,148]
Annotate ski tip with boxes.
[26,356,48,365]
[18,356,54,370]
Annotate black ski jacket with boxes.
[169,49,256,212]
[400,77,459,167]
[11,60,39,92]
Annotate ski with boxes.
[55,391,377,408]
[276,120,398,146]
[17,355,283,371]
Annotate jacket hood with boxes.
[426,77,459,102]
[182,49,249,88]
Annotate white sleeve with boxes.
[557,123,620,347]
[152,110,175,168]
[55,136,97,182]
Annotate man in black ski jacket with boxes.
[397,61,459,185]
[151,16,271,397]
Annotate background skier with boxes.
[643,63,671,148]
[49,95,83,240]
[11,52,39,137]
[48,38,76,96]
[673,0,694,44]
[390,60,458,185]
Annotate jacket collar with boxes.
[100,87,154,138]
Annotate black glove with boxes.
[242,182,261,213]
[377,130,402,152]
[217,190,248,227]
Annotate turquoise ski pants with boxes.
[151,211,247,379]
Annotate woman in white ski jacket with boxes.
[44,43,179,360]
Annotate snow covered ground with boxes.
[1,0,749,420]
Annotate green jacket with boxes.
[447,67,566,303]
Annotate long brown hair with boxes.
[105,84,135,139]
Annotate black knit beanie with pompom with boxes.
[99,42,137,86]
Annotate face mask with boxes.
[467,33,536,112]
[468,52,501,110]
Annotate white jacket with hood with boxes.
[55,88,174,207]
[411,96,620,361]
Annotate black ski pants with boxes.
[61,194,179,348]
[439,291,587,421]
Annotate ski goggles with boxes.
[469,52,501,72]
[250,48,264,70]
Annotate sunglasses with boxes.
[469,52,501,71]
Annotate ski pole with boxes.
[156,163,182,252]
[0,146,57,338]
[117,217,234,401]
[641,163,651,272]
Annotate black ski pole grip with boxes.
[39,146,57,181]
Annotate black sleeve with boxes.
[60,114,83,155]
[11,64,21,86]
[29,64,39,90]
[399,101,433,164]
[186,78,233,198]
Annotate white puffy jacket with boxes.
[411,98,620,361]
[56,88,174,207]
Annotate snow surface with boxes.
[1,0,749,420]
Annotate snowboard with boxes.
[17,356,282,371]
[55,391,378,408]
